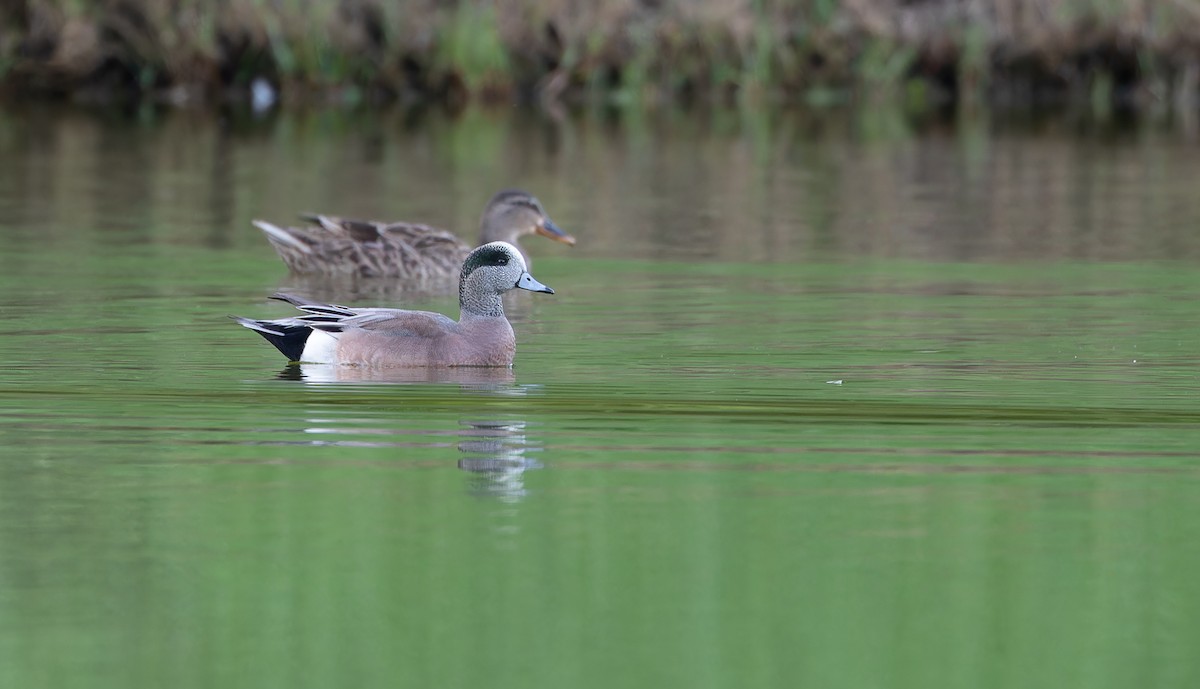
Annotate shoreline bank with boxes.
[2,1,1198,112]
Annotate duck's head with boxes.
[460,241,555,305]
[480,189,576,248]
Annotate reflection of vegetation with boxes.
[3,102,1200,685]
[2,102,1199,271]
[2,0,1198,110]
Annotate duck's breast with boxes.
[434,317,516,367]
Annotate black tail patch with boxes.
[232,316,312,362]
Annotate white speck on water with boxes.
[826,379,843,385]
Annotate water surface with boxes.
[1,105,1199,689]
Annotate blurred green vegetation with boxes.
[0,0,1198,111]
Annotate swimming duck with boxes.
[254,189,575,282]
[234,241,554,367]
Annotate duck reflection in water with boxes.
[279,362,518,387]
[277,365,542,502]
[457,420,542,502]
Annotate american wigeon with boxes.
[254,189,575,283]
[234,242,555,367]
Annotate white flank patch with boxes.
[300,330,339,363]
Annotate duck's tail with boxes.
[253,220,312,255]
[231,315,312,362]
[232,293,361,362]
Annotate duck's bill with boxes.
[516,272,555,294]
[536,218,577,246]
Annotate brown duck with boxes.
[253,189,575,285]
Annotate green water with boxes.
[1,106,1199,688]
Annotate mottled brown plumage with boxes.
[254,189,575,288]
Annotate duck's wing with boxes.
[258,214,471,280]
[378,221,463,246]
[306,216,469,260]
[375,223,469,277]
[298,213,387,242]
[301,214,467,250]
[338,308,458,338]
[270,293,456,338]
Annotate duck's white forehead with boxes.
[484,241,526,269]
[463,241,526,277]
